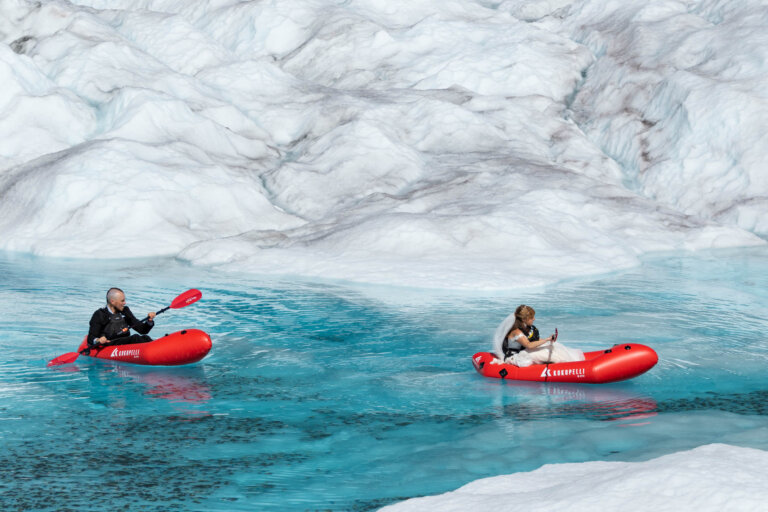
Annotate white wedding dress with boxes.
[492,313,584,367]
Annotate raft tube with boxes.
[472,343,658,383]
[77,329,212,366]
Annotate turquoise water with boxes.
[1,248,767,511]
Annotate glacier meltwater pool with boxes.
[1,248,767,511]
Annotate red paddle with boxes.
[47,289,202,367]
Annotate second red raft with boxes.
[472,343,658,384]
[77,329,212,366]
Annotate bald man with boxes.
[87,288,157,348]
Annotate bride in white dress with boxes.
[492,305,584,367]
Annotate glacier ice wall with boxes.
[0,0,765,289]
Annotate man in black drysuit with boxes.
[88,287,156,348]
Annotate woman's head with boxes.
[504,305,536,342]
[515,305,535,323]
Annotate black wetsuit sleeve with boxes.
[123,306,154,335]
[88,309,107,346]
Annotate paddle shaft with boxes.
[547,328,558,362]
[141,305,176,323]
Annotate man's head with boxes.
[106,287,126,311]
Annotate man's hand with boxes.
[96,336,108,345]
[147,312,156,322]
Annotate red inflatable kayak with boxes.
[472,343,658,383]
[76,329,212,366]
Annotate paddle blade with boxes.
[47,352,80,367]
[170,289,202,309]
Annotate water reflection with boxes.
[484,380,658,423]
[53,361,214,406]
[113,365,212,404]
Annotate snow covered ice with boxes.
[1,0,766,289]
[382,444,768,512]
[2,0,768,507]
